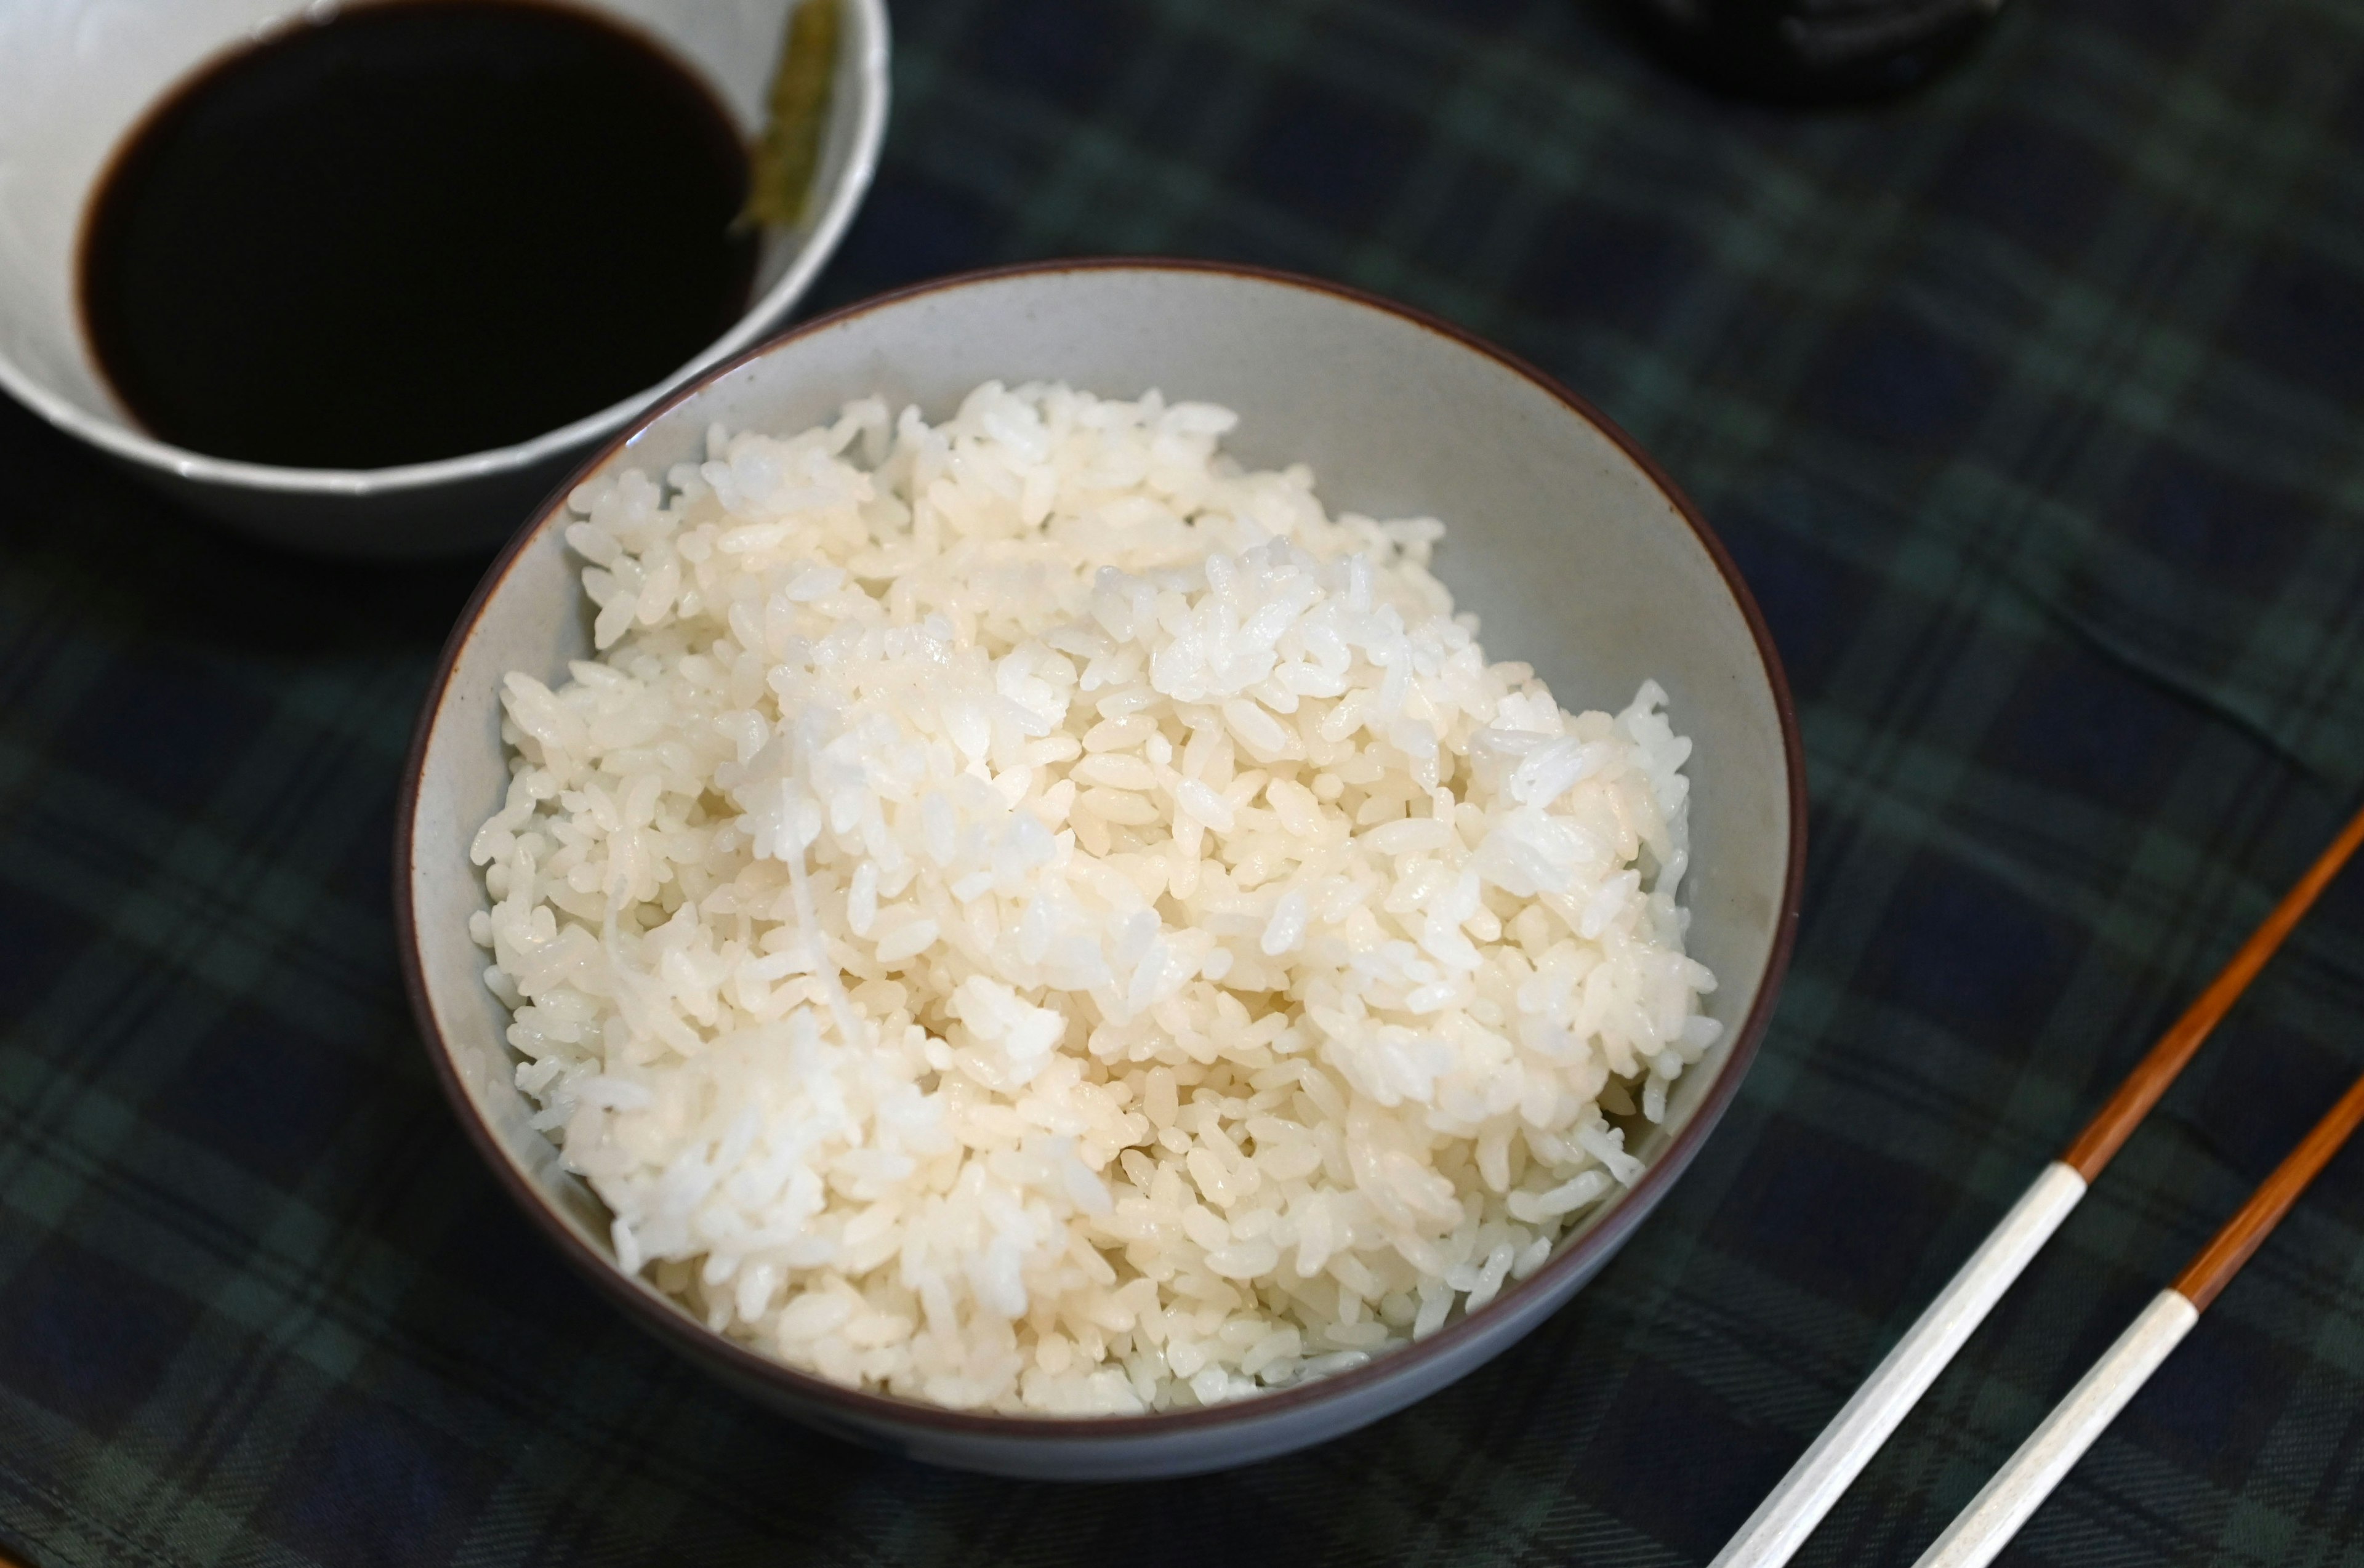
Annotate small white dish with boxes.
[0,0,888,557]
[399,260,1807,1478]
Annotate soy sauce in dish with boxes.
[79,0,758,470]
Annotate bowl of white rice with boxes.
[398,260,1805,1478]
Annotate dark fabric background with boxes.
[4,1,2362,1564]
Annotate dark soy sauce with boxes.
[79,0,758,470]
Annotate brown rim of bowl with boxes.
[395,256,1808,1442]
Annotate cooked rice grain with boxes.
[471,382,1718,1414]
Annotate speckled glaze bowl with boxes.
[398,260,1806,1478]
[0,0,888,558]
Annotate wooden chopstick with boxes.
[1915,1069,2364,1568]
[2173,1066,2364,1309]
[1710,800,2364,1568]
[2061,804,2364,1179]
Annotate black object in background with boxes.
[79,0,758,471]
[1624,0,2005,102]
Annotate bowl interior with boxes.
[405,262,1799,1419]
[0,0,882,476]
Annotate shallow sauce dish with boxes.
[399,260,1805,1478]
[0,0,888,558]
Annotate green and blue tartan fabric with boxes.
[4,0,2363,1562]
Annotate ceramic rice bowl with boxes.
[398,260,1804,1478]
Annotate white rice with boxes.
[468,381,1719,1415]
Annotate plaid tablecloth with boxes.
[5,1,2362,1563]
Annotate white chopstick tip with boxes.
[1911,1289,2198,1568]
[1708,1162,2090,1568]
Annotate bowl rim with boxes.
[0,0,891,498]
[395,255,1808,1441]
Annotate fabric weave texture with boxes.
[2,0,2361,1563]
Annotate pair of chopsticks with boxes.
[1713,801,2364,1568]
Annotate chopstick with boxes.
[1913,1067,2364,1568]
[1710,800,2364,1568]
